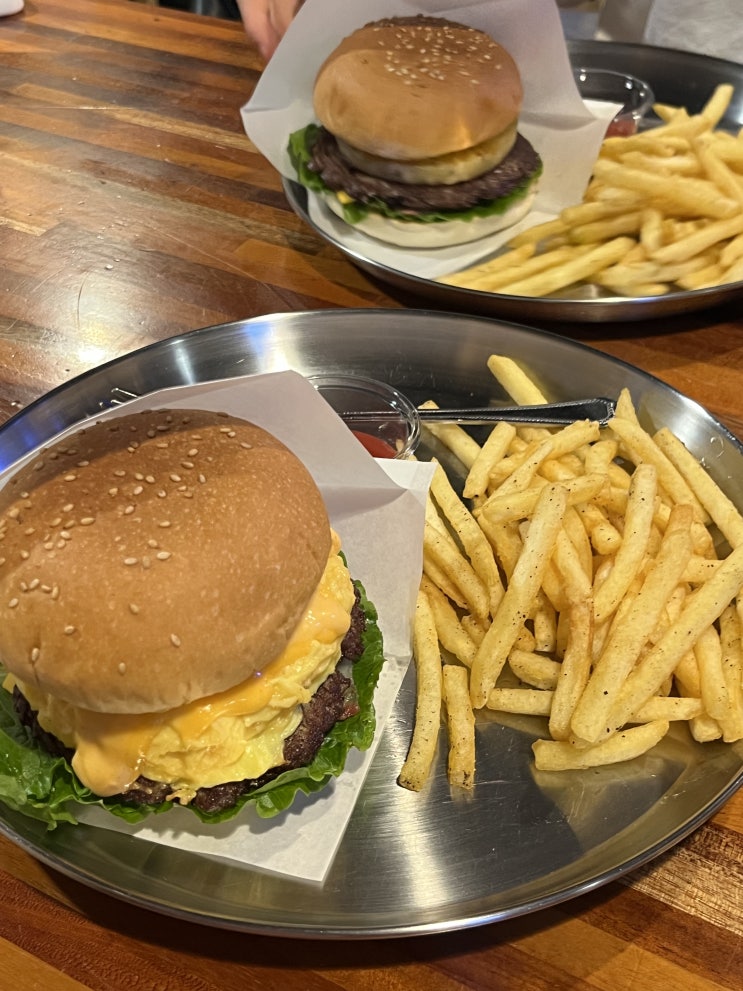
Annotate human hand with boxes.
[237,0,302,61]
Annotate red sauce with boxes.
[352,430,397,458]
[605,116,638,138]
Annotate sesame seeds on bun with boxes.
[313,17,524,162]
[0,409,331,715]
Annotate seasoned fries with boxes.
[442,665,476,788]
[402,353,743,789]
[436,84,743,298]
[398,589,444,792]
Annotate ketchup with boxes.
[605,117,638,138]
[352,430,397,458]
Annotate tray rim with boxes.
[282,39,743,324]
[1,307,742,938]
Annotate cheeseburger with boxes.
[289,16,542,248]
[0,409,382,825]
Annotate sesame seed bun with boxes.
[313,17,523,162]
[0,409,331,715]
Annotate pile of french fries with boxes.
[398,355,743,792]
[436,84,743,298]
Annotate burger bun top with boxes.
[313,16,523,162]
[0,409,331,714]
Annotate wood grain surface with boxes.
[1,2,742,989]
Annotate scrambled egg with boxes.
[12,547,355,800]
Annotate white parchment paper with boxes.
[1,371,434,884]
[597,0,742,65]
[241,0,615,278]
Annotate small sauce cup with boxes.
[573,66,655,136]
[309,374,421,459]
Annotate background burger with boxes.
[0,408,382,827]
[289,15,542,249]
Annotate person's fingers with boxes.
[269,0,300,39]
[241,0,299,60]
[241,4,282,60]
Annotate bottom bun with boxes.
[320,186,538,249]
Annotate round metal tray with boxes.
[1,309,742,937]
[283,41,743,324]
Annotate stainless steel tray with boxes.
[283,41,743,324]
[1,309,742,937]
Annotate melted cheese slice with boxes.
[13,542,355,800]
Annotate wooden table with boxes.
[1,2,741,988]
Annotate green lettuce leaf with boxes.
[0,580,384,828]
[288,123,542,226]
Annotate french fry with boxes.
[592,462,658,625]
[652,103,690,124]
[436,243,535,287]
[720,232,743,268]
[693,623,732,726]
[442,665,476,788]
[569,211,645,245]
[700,83,735,127]
[418,401,481,469]
[461,612,488,647]
[562,505,594,583]
[463,421,516,500]
[718,604,743,741]
[532,590,558,653]
[423,519,489,620]
[434,83,743,299]
[404,349,743,790]
[649,212,743,264]
[533,721,670,771]
[677,261,726,290]
[507,216,567,247]
[689,715,724,743]
[486,440,547,489]
[470,484,568,707]
[653,426,743,547]
[707,254,743,287]
[492,237,636,298]
[420,575,478,668]
[576,502,623,556]
[571,504,694,743]
[477,516,523,581]
[591,160,739,220]
[548,600,593,741]
[485,438,555,499]
[441,246,587,292]
[599,115,711,157]
[430,462,504,615]
[608,543,743,733]
[622,151,701,176]
[561,199,637,225]
[695,137,743,205]
[487,354,549,405]
[398,589,443,792]
[508,648,561,690]
[487,688,553,717]
[633,696,704,722]
[477,471,606,526]
[608,415,708,523]
[422,549,467,610]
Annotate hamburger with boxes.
[0,408,383,827]
[288,16,542,249]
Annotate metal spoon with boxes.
[340,397,617,428]
[105,386,616,428]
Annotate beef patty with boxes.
[13,590,368,815]
[307,127,541,213]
